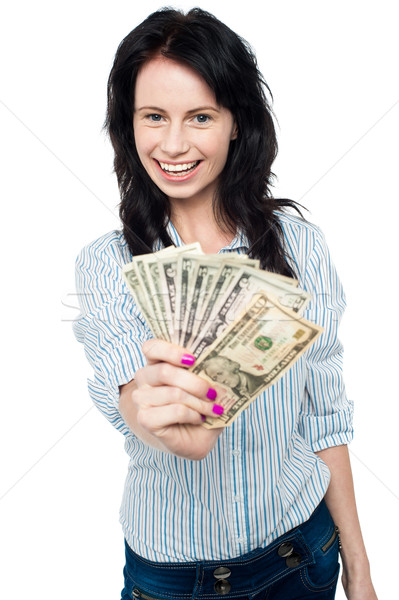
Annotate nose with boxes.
[160,123,190,157]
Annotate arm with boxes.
[73,235,222,458]
[72,233,154,437]
[316,445,378,599]
[295,227,376,597]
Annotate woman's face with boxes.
[133,56,237,209]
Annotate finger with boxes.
[133,385,223,419]
[143,338,196,368]
[137,404,204,432]
[135,362,217,402]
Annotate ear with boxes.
[231,121,238,140]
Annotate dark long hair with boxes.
[105,7,302,276]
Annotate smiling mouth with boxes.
[157,160,200,176]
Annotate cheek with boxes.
[194,128,232,159]
[134,126,157,160]
[214,132,235,166]
[209,135,230,158]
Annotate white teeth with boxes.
[159,161,198,173]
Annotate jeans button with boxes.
[277,542,294,558]
[214,579,232,595]
[286,552,302,568]
[213,566,231,579]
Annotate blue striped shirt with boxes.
[73,212,353,562]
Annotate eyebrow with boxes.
[135,105,221,113]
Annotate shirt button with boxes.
[232,449,240,456]
[237,536,245,544]
[233,495,242,503]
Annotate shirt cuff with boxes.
[298,398,354,452]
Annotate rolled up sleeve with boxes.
[298,228,354,452]
[72,232,153,436]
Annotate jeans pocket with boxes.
[300,531,340,592]
[121,576,162,600]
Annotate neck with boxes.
[171,205,235,254]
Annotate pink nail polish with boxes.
[201,415,206,422]
[207,388,217,400]
[181,354,196,366]
[212,404,224,416]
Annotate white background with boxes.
[0,1,398,598]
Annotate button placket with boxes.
[229,424,246,553]
[221,426,239,551]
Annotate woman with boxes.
[73,7,377,599]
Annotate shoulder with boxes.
[276,210,323,240]
[75,230,132,272]
[73,230,140,319]
[275,211,327,284]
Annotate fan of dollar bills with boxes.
[122,244,323,427]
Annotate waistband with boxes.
[124,499,336,599]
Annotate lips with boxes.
[157,160,200,176]
[154,159,202,181]
[159,160,199,173]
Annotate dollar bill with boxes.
[191,266,310,357]
[181,261,212,348]
[174,255,197,344]
[122,244,322,426]
[260,271,299,287]
[122,243,202,340]
[190,292,323,428]
[133,257,171,341]
[144,244,203,341]
[182,255,260,349]
[122,263,164,338]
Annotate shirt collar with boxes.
[154,220,250,253]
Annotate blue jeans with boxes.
[121,499,340,599]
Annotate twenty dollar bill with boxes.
[191,291,323,428]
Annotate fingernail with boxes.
[206,388,217,400]
[201,415,206,422]
[181,354,196,366]
[212,404,224,416]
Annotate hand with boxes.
[131,339,224,459]
[342,573,378,600]
[341,564,378,599]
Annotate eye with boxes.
[193,114,211,124]
[147,113,163,122]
